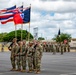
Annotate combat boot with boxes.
[21,70,26,72]
[10,68,16,71]
[16,69,21,71]
[27,70,32,73]
[36,70,41,74]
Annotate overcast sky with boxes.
[0,0,76,39]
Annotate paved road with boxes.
[0,52,76,75]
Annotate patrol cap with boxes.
[13,38,17,42]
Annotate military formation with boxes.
[8,38,43,74]
[42,42,70,55]
[8,38,70,74]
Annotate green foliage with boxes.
[0,33,7,42]
[38,37,45,40]
[53,33,71,43]
[3,30,33,42]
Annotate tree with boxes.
[38,37,45,40]
[3,30,33,42]
[53,33,71,43]
[0,33,7,42]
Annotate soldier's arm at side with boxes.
[15,45,20,56]
[40,45,43,57]
[8,42,13,51]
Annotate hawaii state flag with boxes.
[0,5,16,13]
[0,5,16,24]
[0,5,23,24]
[13,7,31,25]
[0,12,15,24]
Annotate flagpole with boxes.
[28,4,31,42]
[28,22,30,42]
[20,2,23,41]
[15,25,17,38]
[21,24,23,41]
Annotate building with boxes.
[69,38,76,48]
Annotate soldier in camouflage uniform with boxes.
[56,43,59,52]
[42,43,45,52]
[15,40,27,72]
[52,43,56,55]
[27,42,33,73]
[49,43,52,52]
[60,42,64,55]
[34,41,43,74]
[48,42,51,52]
[32,42,36,71]
[46,43,48,52]
[67,43,70,52]
[8,38,17,71]
[15,41,21,71]
[20,40,28,72]
[64,44,66,52]
[51,43,53,52]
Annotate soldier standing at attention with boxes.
[8,38,17,71]
[15,41,21,71]
[20,40,28,72]
[60,42,64,55]
[32,40,37,71]
[34,41,43,74]
[51,43,53,52]
[67,43,70,52]
[64,44,66,52]
[52,43,56,55]
[48,42,51,52]
[27,42,33,73]
[15,41,27,72]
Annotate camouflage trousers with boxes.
[28,57,33,71]
[35,57,41,71]
[20,56,26,70]
[10,56,16,69]
[15,56,20,70]
[53,49,56,54]
[16,56,26,70]
[61,49,63,54]
[32,57,36,70]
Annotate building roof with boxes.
[71,38,76,41]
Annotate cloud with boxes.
[0,0,9,9]
[6,0,76,13]
[0,0,76,39]
[32,0,76,13]
[63,0,76,2]
[40,0,58,1]
[8,0,33,7]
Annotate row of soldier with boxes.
[8,38,43,74]
[42,42,70,54]
[8,38,70,74]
